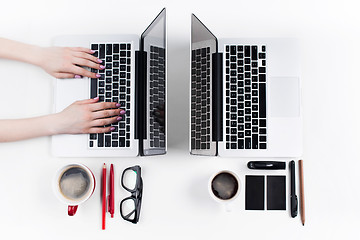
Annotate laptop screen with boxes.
[190,14,218,156]
[140,8,166,155]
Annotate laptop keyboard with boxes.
[225,45,267,149]
[89,43,132,148]
[149,46,166,148]
[190,47,211,150]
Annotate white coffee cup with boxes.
[53,164,96,216]
[208,170,241,211]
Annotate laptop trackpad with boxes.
[269,77,300,118]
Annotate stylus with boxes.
[247,161,286,170]
[290,160,298,218]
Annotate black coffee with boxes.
[211,172,238,200]
[59,167,91,201]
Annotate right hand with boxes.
[53,97,126,134]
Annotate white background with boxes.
[1,0,360,239]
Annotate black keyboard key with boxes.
[238,139,244,149]
[98,133,104,147]
[259,74,266,82]
[105,136,111,147]
[259,83,266,118]
[245,138,251,149]
[89,141,93,147]
[259,136,267,142]
[259,53,266,59]
[99,44,105,59]
[91,44,98,50]
[259,67,266,73]
[230,46,236,55]
[112,141,118,147]
[90,134,97,140]
[259,119,266,127]
[113,44,119,53]
[252,134,258,149]
[90,78,97,98]
[259,143,267,149]
[245,46,250,57]
[106,44,112,55]
[119,137,125,147]
[251,46,258,60]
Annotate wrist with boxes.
[27,45,45,67]
[46,113,66,135]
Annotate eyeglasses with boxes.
[120,165,143,224]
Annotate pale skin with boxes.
[0,38,123,142]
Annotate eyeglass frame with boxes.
[119,165,143,224]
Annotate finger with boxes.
[76,97,100,105]
[88,126,116,134]
[73,57,104,70]
[90,101,122,111]
[69,47,94,54]
[53,72,76,79]
[91,116,121,127]
[70,65,99,78]
[73,52,102,64]
[92,109,123,119]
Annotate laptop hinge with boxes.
[135,50,147,142]
[212,52,223,144]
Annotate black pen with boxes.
[290,160,298,218]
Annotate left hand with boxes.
[38,47,104,79]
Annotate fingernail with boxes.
[75,75,82,79]
[100,65,105,69]
[97,59,102,63]
[90,50,95,53]
[96,74,101,78]
[117,117,122,121]
[120,110,126,115]
[93,96,99,100]
[116,103,121,107]
[110,127,115,131]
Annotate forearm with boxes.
[0,114,61,142]
[0,38,43,66]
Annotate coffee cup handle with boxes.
[68,205,78,216]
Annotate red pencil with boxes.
[102,163,106,230]
[109,164,115,218]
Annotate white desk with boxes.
[0,0,359,239]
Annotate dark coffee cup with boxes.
[53,164,96,216]
[208,170,241,208]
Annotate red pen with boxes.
[108,164,115,218]
[102,163,106,230]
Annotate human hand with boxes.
[38,47,105,79]
[53,97,126,135]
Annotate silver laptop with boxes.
[190,14,302,157]
[52,9,167,157]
